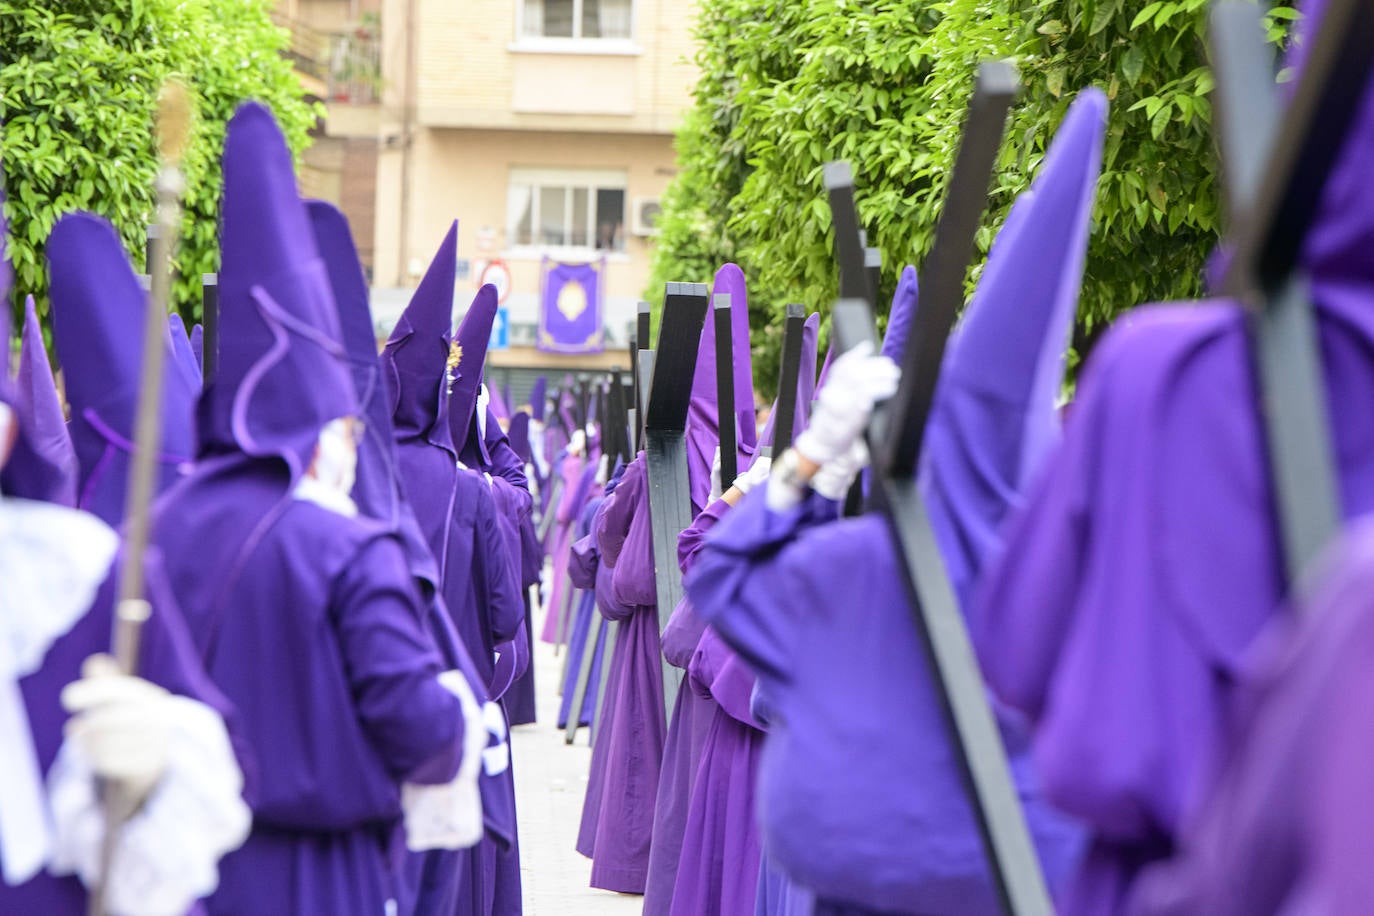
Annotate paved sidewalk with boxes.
[512,636,642,915]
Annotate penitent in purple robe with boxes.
[1125,519,1374,916]
[646,313,819,916]
[148,104,471,915]
[578,453,665,893]
[1,296,78,505]
[972,28,1374,912]
[687,88,1106,914]
[46,216,197,527]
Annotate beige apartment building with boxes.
[274,0,698,381]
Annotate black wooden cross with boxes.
[714,294,739,486]
[826,61,1052,916]
[1210,0,1374,590]
[201,273,218,386]
[643,282,710,718]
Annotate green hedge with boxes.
[1,0,319,333]
[648,0,1297,396]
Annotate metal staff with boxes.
[90,82,193,916]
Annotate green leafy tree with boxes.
[1,0,319,330]
[649,0,1296,393]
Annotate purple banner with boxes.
[537,257,605,354]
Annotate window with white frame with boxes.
[508,168,628,253]
[520,0,633,40]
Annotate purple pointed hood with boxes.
[508,410,532,464]
[530,376,547,422]
[1,295,78,503]
[488,382,510,422]
[46,212,197,525]
[880,266,920,363]
[380,223,460,454]
[168,311,202,390]
[0,188,13,413]
[309,199,442,589]
[201,102,355,478]
[941,87,1106,487]
[190,323,204,373]
[686,263,758,509]
[449,284,499,465]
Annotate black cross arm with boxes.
[881,61,1017,478]
[201,273,218,386]
[714,294,739,484]
[823,162,873,305]
[645,283,710,432]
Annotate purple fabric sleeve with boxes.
[332,536,466,784]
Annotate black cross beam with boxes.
[714,294,739,485]
[771,304,807,454]
[577,373,592,430]
[1210,0,1374,589]
[826,61,1052,916]
[643,282,710,718]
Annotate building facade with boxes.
[273,0,698,385]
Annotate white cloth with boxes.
[812,440,869,501]
[709,446,724,503]
[47,695,251,916]
[476,386,490,440]
[61,665,173,803]
[401,670,487,851]
[0,497,118,885]
[0,403,14,472]
[481,702,510,777]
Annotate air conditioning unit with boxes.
[631,196,663,237]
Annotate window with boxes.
[521,0,633,40]
[508,169,627,253]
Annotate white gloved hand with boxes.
[481,703,509,777]
[794,341,899,467]
[61,655,173,804]
[708,446,724,503]
[733,455,772,495]
[401,670,487,851]
[811,439,869,501]
[569,429,587,457]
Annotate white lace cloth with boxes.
[0,497,118,885]
[401,669,487,850]
[46,695,252,916]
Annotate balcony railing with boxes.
[327,32,382,105]
[271,11,382,105]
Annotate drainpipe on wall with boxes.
[397,0,417,285]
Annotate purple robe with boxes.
[669,626,765,916]
[168,311,202,391]
[191,323,205,374]
[1,296,78,505]
[1125,520,1374,915]
[579,454,666,893]
[643,498,732,916]
[972,36,1374,910]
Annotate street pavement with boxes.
[511,631,644,915]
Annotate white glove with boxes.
[569,429,587,457]
[401,670,487,851]
[794,341,899,466]
[481,702,509,777]
[734,455,772,495]
[708,447,724,503]
[812,439,869,501]
[61,655,172,804]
